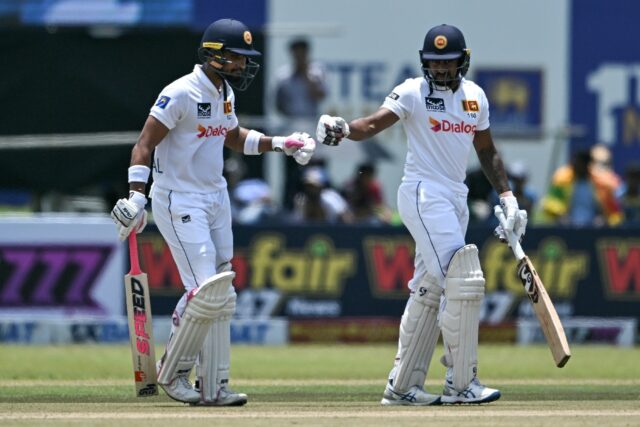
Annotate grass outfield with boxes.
[1,344,639,426]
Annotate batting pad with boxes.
[440,245,485,392]
[157,271,235,385]
[391,276,442,392]
[197,286,236,403]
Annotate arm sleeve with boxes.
[149,85,187,130]
[476,87,490,131]
[381,79,415,121]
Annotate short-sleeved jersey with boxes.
[149,65,239,194]
[382,77,490,193]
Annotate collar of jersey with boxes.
[194,65,223,98]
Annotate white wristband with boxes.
[244,130,264,155]
[128,165,151,183]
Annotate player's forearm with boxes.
[477,148,511,194]
[129,143,154,193]
[233,127,276,153]
[343,108,398,141]
[130,142,153,167]
[346,117,380,141]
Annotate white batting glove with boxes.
[111,191,147,241]
[493,209,528,243]
[273,132,316,165]
[272,132,306,155]
[292,134,316,165]
[316,114,350,146]
[498,194,519,233]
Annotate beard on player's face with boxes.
[426,60,459,88]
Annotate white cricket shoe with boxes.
[441,368,501,404]
[381,382,441,406]
[192,380,248,406]
[156,360,200,404]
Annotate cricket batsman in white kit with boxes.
[317,24,527,405]
[111,18,315,406]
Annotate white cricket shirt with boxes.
[382,77,490,194]
[149,65,239,194]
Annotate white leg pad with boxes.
[391,276,442,392]
[157,271,235,385]
[197,286,236,403]
[440,245,485,392]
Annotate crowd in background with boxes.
[467,143,640,227]
[222,140,640,227]
[223,155,395,226]
[1,36,639,228]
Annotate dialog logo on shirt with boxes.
[429,117,476,134]
[197,124,228,138]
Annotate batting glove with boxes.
[493,208,528,243]
[111,191,147,241]
[272,133,304,156]
[493,206,528,243]
[316,114,350,146]
[292,133,316,165]
[498,194,519,233]
[273,132,316,165]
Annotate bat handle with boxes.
[128,232,142,275]
[494,206,526,261]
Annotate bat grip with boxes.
[494,205,526,261]
[128,232,142,275]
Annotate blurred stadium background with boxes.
[0,0,639,413]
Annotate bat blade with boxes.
[518,256,571,367]
[125,233,158,397]
[125,271,158,396]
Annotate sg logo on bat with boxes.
[517,261,539,303]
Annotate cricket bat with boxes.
[124,232,159,396]
[494,207,571,367]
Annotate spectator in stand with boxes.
[275,37,329,210]
[291,166,354,224]
[590,143,622,192]
[223,155,276,224]
[540,149,623,227]
[275,37,327,119]
[618,163,640,225]
[342,162,392,224]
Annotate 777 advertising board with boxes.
[0,216,124,318]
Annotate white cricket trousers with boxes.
[397,180,469,291]
[151,186,233,317]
